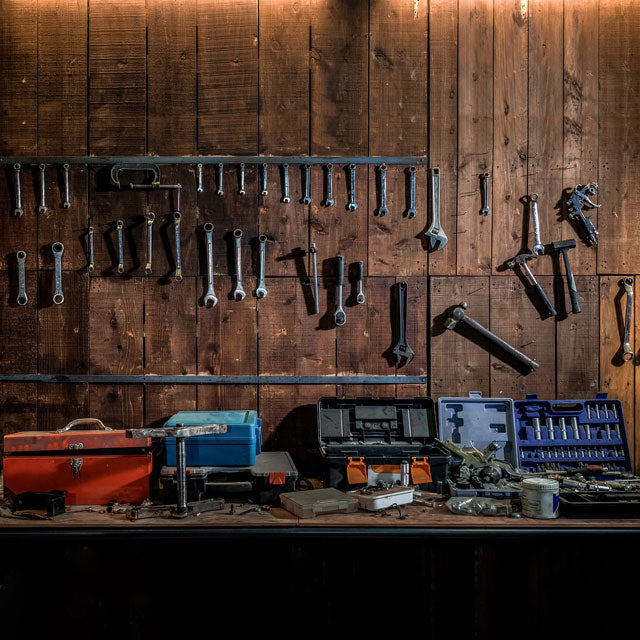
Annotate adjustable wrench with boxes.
[52,242,64,305]
[377,164,388,216]
[256,234,268,299]
[38,164,47,214]
[238,163,246,196]
[481,172,490,216]
[355,261,365,304]
[282,164,290,203]
[203,223,218,308]
[621,277,634,362]
[310,243,319,314]
[233,229,246,301]
[392,282,414,367]
[406,167,417,218]
[324,164,334,207]
[62,163,71,209]
[302,163,311,204]
[348,164,358,211]
[173,212,183,281]
[529,193,544,255]
[116,220,125,274]
[13,163,23,217]
[87,226,95,273]
[197,163,203,193]
[425,168,448,250]
[217,163,224,196]
[334,255,346,326]
[261,163,268,196]
[145,212,155,275]
[16,250,27,306]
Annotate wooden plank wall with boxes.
[0,0,639,470]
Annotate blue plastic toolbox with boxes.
[164,411,262,466]
[514,392,631,473]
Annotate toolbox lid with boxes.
[165,410,260,429]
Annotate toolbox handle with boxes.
[550,403,583,413]
[56,418,113,433]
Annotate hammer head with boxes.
[551,239,576,253]
[507,253,534,270]
[444,303,468,330]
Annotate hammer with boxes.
[551,239,580,314]
[506,253,557,317]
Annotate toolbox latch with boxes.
[347,457,367,484]
[69,457,83,479]
[269,472,286,485]
[410,457,432,485]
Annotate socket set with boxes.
[514,393,631,473]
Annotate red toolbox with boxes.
[3,418,153,506]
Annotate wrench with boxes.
[256,234,268,299]
[238,163,246,196]
[13,163,23,217]
[481,172,490,216]
[507,253,556,317]
[116,220,125,274]
[425,168,448,250]
[145,212,155,275]
[197,163,203,193]
[233,229,246,301]
[62,163,71,209]
[347,164,358,211]
[324,164,334,207]
[173,212,183,281]
[38,164,47,214]
[203,223,218,308]
[529,193,544,255]
[377,164,388,216]
[16,250,27,306]
[621,277,634,362]
[281,164,290,203]
[334,255,346,326]
[310,243,319,314]
[87,226,95,273]
[217,163,224,196]
[391,281,414,367]
[261,163,268,196]
[406,167,417,218]
[52,242,64,305]
[355,261,365,304]
[302,163,311,204]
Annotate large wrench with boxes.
[391,281,414,366]
[261,163,268,196]
[173,212,183,281]
[377,164,388,216]
[196,163,204,193]
[38,164,47,214]
[88,226,95,273]
[348,164,358,211]
[406,167,417,218]
[621,277,634,362]
[529,193,544,255]
[217,163,224,196]
[281,164,290,203]
[324,164,334,207]
[203,223,218,307]
[302,164,311,205]
[310,243,319,314]
[256,234,268,299]
[355,261,365,304]
[16,250,28,306]
[145,212,155,275]
[481,172,490,216]
[334,255,346,326]
[425,168,447,250]
[233,229,246,301]
[62,163,71,209]
[52,242,64,305]
[13,163,23,217]
[238,163,246,196]
[116,220,125,274]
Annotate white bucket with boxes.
[521,478,559,519]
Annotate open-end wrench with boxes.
[334,255,346,326]
[621,277,634,362]
[348,164,358,211]
[116,220,125,274]
[481,172,490,216]
[324,164,334,207]
[16,251,27,306]
[282,164,290,203]
[261,163,268,196]
[310,243,319,314]
[302,163,311,205]
[445,303,539,372]
[392,282,414,366]
[88,226,95,273]
[529,193,544,255]
[62,163,71,209]
[217,163,224,196]
[173,212,183,281]
[13,164,23,217]
[38,164,47,214]
[356,261,365,304]
[406,167,417,218]
[233,229,246,301]
[52,242,64,305]
[197,164,203,193]
[507,253,556,317]
[238,163,246,196]
[256,234,268,299]
[377,164,388,216]
[203,223,218,308]
[425,168,448,250]
[145,212,155,275]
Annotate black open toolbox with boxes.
[317,397,450,492]
[558,491,640,519]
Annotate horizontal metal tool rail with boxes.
[0,156,428,166]
[0,374,427,385]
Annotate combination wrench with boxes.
[481,172,490,216]
[256,235,268,299]
[281,164,290,203]
[348,164,358,211]
[13,163,23,217]
[62,163,71,209]
[197,164,203,193]
[529,193,544,255]
[16,250,28,306]
[145,212,155,275]
[233,229,246,301]
[203,223,218,308]
[52,242,64,305]
[425,168,448,250]
[217,163,224,196]
[621,277,634,362]
[310,243,319,314]
[355,261,365,304]
[406,167,417,218]
[87,226,95,273]
[38,164,47,214]
[261,163,268,197]
[238,163,246,196]
[116,220,125,274]
[377,165,388,216]
[391,281,414,366]
[302,164,312,205]
[173,212,183,281]
[334,255,346,326]
[324,164,334,207]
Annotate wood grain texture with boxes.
[399,276,427,377]
[148,0,197,155]
[37,0,87,155]
[198,0,258,154]
[0,167,37,267]
[89,0,146,154]
[145,384,196,429]
[0,383,36,456]
[88,384,144,430]
[197,384,258,412]
[37,383,89,430]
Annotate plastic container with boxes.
[280,488,359,519]
[354,486,414,511]
[521,477,559,519]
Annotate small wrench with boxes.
[87,226,95,273]
[52,242,64,304]
[16,250,28,306]
[282,164,290,203]
[377,164,388,216]
[621,277,634,362]
[145,212,155,275]
[481,172,490,216]
[347,164,358,211]
[256,234,268,299]
[238,163,246,196]
[38,164,47,214]
[324,164,334,207]
[261,163,268,196]
[392,281,414,367]
[406,167,417,218]
[425,168,448,250]
[310,243,319,314]
[197,163,203,193]
[355,261,365,304]
[334,255,346,326]
[173,212,183,281]
[233,229,246,301]
[302,163,311,204]
[13,163,23,217]
[217,163,224,196]
[529,193,544,255]
[116,220,125,274]
[62,163,71,209]
[203,223,218,308]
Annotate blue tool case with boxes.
[164,411,262,466]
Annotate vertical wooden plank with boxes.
[145,385,196,428]
[148,0,197,155]
[428,0,458,276]
[398,276,427,378]
[430,277,490,398]
[563,0,598,275]
[198,385,258,411]
[89,0,146,154]
[528,0,563,275]
[396,383,428,399]
[0,384,36,457]
[598,0,640,274]
[0,167,37,263]
[0,1,37,154]
[198,0,258,154]
[457,0,493,275]
[37,383,89,430]
[259,0,309,155]
[492,0,528,273]
[37,0,88,154]
[88,385,144,430]
[634,276,640,471]
[337,384,396,398]
[490,275,555,398]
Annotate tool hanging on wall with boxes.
[621,277,634,363]
[16,251,27,306]
[38,164,47,214]
[203,223,218,308]
[303,163,311,205]
[62,163,71,209]
[310,243,319,314]
[110,163,181,192]
[196,163,203,193]
[217,163,224,196]
[528,193,545,255]
[391,281,414,367]
[173,212,182,282]
[52,242,64,305]
[425,168,447,250]
[324,164,334,207]
[116,220,125,274]
[552,239,580,314]
[348,164,358,211]
[238,163,246,196]
[282,164,290,203]
[377,164,388,216]
[355,261,365,305]
[480,172,490,216]
[256,235,268,299]
[334,255,346,326]
[87,226,95,273]
[261,163,268,197]
[145,212,155,275]
[506,253,557,317]
[12,163,22,217]
[233,229,246,301]
[567,183,600,246]
[406,167,417,218]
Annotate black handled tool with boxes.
[310,243,319,314]
[334,255,346,326]
[507,252,556,317]
[552,239,580,314]
[391,282,414,367]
